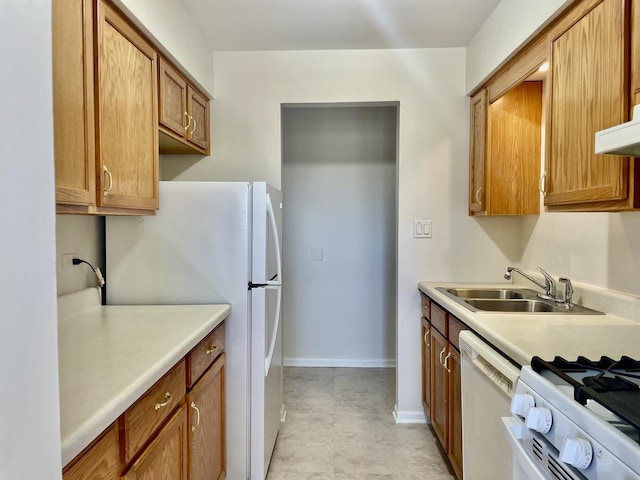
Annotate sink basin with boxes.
[435,286,604,315]
[465,299,562,313]
[445,288,529,299]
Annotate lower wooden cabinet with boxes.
[122,405,188,480]
[62,322,226,480]
[63,425,119,480]
[420,293,465,480]
[187,354,226,480]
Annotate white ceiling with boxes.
[180,0,502,51]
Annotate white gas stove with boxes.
[503,356,640,480]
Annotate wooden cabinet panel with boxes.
[187,87,209,151]
[120,360,186,464]
[447,347,463,480]
[487,81,542,215]
[53,0,95,208]
[430,328,448,448]
[97,0,158,210]
[421,318,431,415]
[159,57,188,137]
[430,302,447,337]
[63,425,118,480]
[187,354,226,480]
[546,0,629,208]
[469,89,487,214]
[420,293,430,319]
[122,405,188,480]
[158,56,211,155]
[187,323,225,389]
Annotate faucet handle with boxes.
[536,267,556,297]
[558,277,573,305]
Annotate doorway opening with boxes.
[281,103,398,367]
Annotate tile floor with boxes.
[266,367,455,480]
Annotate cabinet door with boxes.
[430,329,448,447]
[447,347,463,480]
[96,0,158,210]
[421,318,431,415]
[123,405,188,480]
[546,0,629,208]
[187,86,210,152]
[159,57,188,138]
[63,425,118,480]
[53,0,95,207]
[469,89,487,215]
[487,81,542,215]
[187,354,225,480]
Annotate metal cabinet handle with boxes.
[103,165,113,197]
[439,348,446,366]
[423,330,430,348]
[190,117,197,135]
[539,172,547,197]
[154,392,172,411]
[184,111,191,132]
[475,187,482,204]
[205,345,217,355]
[444,352,452,373]
[190,401,201,431]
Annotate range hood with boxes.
[595,104,640,156]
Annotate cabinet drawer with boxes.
[448,316,467,351]
[63,424,119,480]
[430,302,448,336]
[120,360,186,464]
[187,323,225,389]
[420,293,430,319]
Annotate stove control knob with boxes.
[510,394,535,418]
[560,437,593,470]
[525,406,552,433]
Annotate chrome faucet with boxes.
[504,266,556,300]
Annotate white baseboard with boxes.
[284,357,396,368]
[393,405,427,424]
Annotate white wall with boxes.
[0,0,62,478]
[168,48,524,421]
[466,0,571,93]
[282,105,397,366]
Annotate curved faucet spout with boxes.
[504,266,556,300]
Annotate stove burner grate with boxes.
[532,355,640,445]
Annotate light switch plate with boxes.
[413,220,432,238]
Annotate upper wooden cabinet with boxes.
[52,0,95,207]
[96,1,159,211]
[54,0,159,215]
[159,57,211,155]
[545,0,632,211]
[468,89,487,214]
[468,82,542,216]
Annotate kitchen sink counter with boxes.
[419,281,640,366]
[57,287,231,467]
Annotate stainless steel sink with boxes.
[445,288,529,299]
[465,298,562,313]
[435,286,603,315]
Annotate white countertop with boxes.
[57,288,230,466]
[418,281,640,366]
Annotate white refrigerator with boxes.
[105,181,285,480]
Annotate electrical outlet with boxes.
[62,253,77,271]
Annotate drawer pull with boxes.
[103,165,113,197]
[424,330,430,348]
[184,111,191,132]
[205,345,218,355]
[190,401,201,432]
[439,348,446,366]
[154,392,172,411]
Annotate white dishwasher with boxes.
[459,330,521,480]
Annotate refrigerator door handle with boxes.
[264,284,282,376]
[265,193,282,287]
